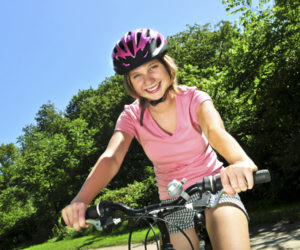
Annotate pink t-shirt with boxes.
[115,85,223,200]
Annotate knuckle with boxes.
[220,168,226,175]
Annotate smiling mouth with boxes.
[145,82,161,94]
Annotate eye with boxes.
[132,73,141,79]
[150,64,159,70]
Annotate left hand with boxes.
[220,161,258,196]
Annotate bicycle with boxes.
[62,169,271,250]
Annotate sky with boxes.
[0,0,241,146]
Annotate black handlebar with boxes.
[253,169,271,184]
[85,204,100,219]
[202,168,271,194]
[62,169,271,226]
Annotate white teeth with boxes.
[147,83,159,91]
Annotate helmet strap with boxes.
[140,102,150,126]
[140,85,172,126]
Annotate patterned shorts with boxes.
[161,190,248,234]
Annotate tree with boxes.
[0,104,98,246]
[167,21,240,76]
[66,75,152,188]
[0,143,20,187]
[0,143,35,248]
[222,0,300,200]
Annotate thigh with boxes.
[170,228,199,250]
[162,193,201,234]
[205,203,250,250]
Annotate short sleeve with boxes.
[114,107,137,137]
[189,87,212,124]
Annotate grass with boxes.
[23,201,300,250]
[23,226,160,250]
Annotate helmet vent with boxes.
[156,37,161,47]
[127,40,135,56]
[136,32,141,46]
[146,29,151,37]
[119,41,126,52]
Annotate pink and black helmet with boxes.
[112,28,168,75]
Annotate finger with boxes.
[61,209,71,227]
[63,205,75,227]
[245,168,255,189]
[220,168,235,196]
[72,205,81,231]
[237,175,248,192]
[229,172,241,194]
[78,204,87,228]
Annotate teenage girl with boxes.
[62,28,257,250]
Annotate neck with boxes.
[139,86,175,126]
[148,91,175,114]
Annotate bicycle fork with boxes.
[156,220,175,250]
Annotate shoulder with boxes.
[121,99,141,120]
[176,85,211,102]
[176,85,212,123]
[115,99,141,137]
[177,85,197,95]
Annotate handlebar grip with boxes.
[215,169,271,191]
[61,205,99,227]
[253,169,271,184]
[215,177,223,191]
[85,205,98,219]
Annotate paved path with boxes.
[249,220,300,249]
[95,220,300,249]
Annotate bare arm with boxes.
[72,131,133,204]
[196,100,257,196]
[62,131,133,230]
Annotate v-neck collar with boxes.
[146,94,179,137]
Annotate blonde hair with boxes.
[123,55,180,105]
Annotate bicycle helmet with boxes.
[112,28,168,75]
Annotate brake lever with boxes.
[187,190,225,211]
[209,190,225,208]
[86,217,122,231]
[188,191,211,210]
[86,219,102,230]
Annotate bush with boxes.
[95,166,159,208]
[54,166,159,240]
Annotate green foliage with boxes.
[0,105,98,248]
[221,0,300,201]
[0,143,20,189]
[167,21,240,73]
[66,75,152,188]
[19,115,97,211]
[52,168,158,241]
[95,166,159,208]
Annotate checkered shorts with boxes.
[161,191,248,234]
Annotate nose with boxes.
[143,73,155,87]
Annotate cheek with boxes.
[159,68,171,79]
[131,81,142,92]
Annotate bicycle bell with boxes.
[167,178,187,197]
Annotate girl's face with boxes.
[128,59,171,101]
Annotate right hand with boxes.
[61,201,89,231]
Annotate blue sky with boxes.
[0,0,241,145]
